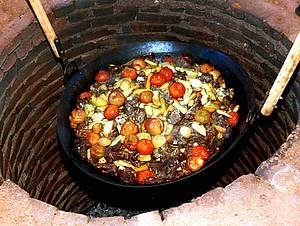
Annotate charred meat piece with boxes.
[167,109,183,125]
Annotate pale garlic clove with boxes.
[152,135,167,148]
[180,126,192,138]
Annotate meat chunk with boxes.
[167,109,183,125]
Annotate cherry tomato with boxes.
[79,91,92,99]
[162,55,174,63]
[169,82,186,99]
[124,134,139,151]
[90,144,105,160]
[136,169,154,184]
[214,100,222,106]
[69,109,86,124]
[92,123,103,134]
[191,146,210,160]
[104,105,119,120]
[136,139,154,155]
[227,112,239,127]
[194,109,211,125]
[86,131,100,145]
[120,121,139,136]
[186,156,205,172]
[122,67,137,80]
[139,90,153,103]
[95,70,110,83]
[144,118,164,135]
[160,67,173,82]
[200,63,214,73]
[150,73,166,87]
[108,90,126,107]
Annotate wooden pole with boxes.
[261,32,300,116]
[27,0,60,59]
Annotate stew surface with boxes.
[69,54,240,184]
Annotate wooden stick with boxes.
[27,0,60,59]
[260,32,300,116]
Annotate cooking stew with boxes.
[69,54,240,185]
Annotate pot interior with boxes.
[57,41,256,191]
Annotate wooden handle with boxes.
[260,32,300,116]
[27,0,60,58]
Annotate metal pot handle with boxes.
[260,32,300,116]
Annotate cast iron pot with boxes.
[57,41,256,209]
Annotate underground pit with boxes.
[0,0,299,216]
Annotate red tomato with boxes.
[191,146,210,160]
[136,139,154,155]
[86,131,100,145]
[136,169,154,184]
[150,73,166,87]
[139,91,153,104]
[124,135,139,151]
[79,91,92,99]
[104,105,119,120]
[120,121,139,136]
[144,118,164,136]
[122,67,137,80]
[162,55,174,63]
[160,67,173,82]
[227,112,239,127]
[95,70,110,83]
[186,156,205,172]
[169,82,186,99]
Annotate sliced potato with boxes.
[152,91,161,106]
[137,133,151,140]
[192,122,206,136]
[134,164,149,172]
[137,154,152,162]
[216,110,231,117]
[172,100,188,114]
[114,160,135,169]
[152,135,167,148]
[110,135,124,146]
[90,96,108,107]
[103,120,114,137]
[99,137,111,146]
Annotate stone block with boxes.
[126,211,163,226]
[52,210,89,226]
[0,180,31,224]
[87,216,126,226]
[162,174,300,225]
